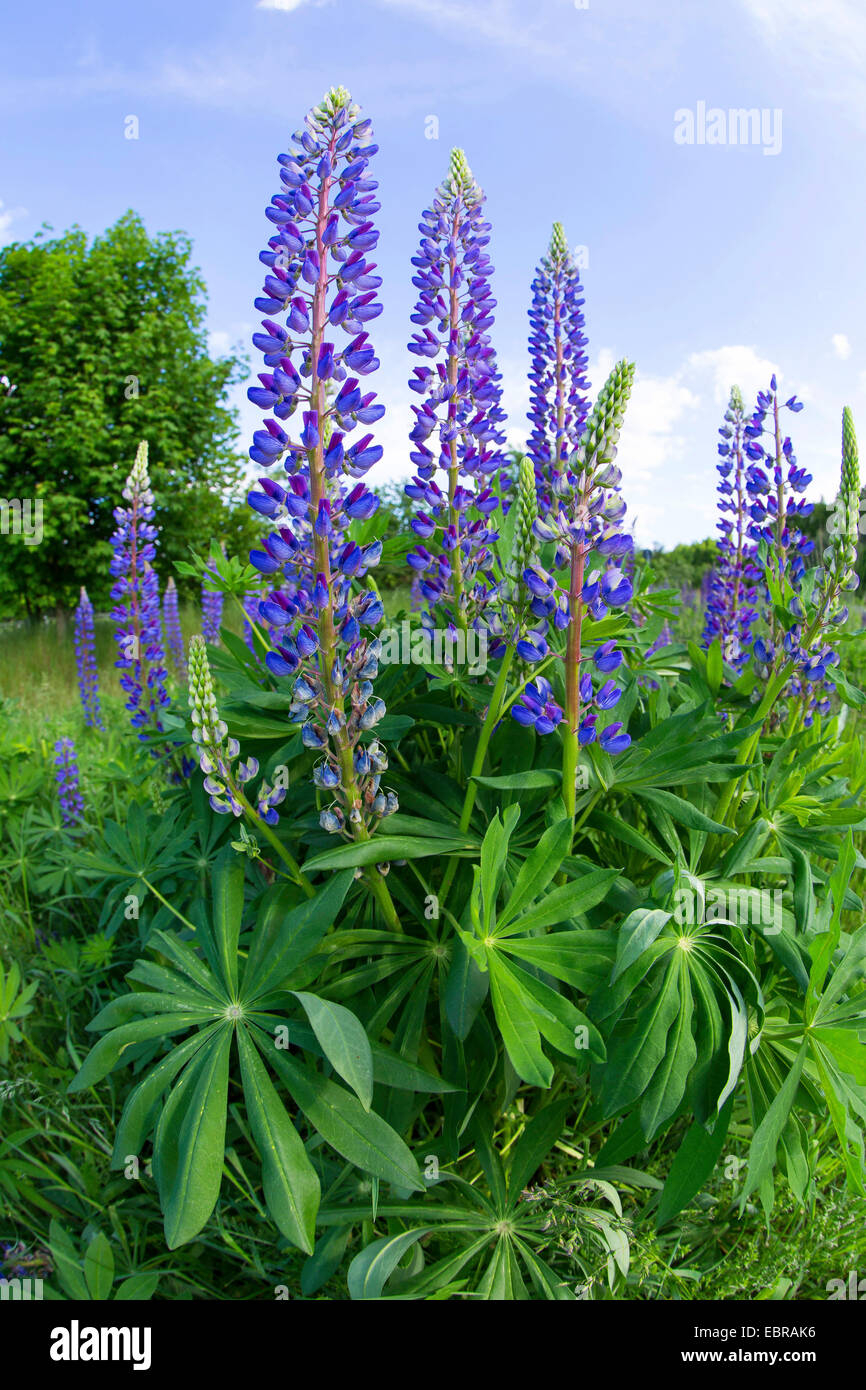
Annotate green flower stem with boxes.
[439,645,516,908]
[234,788,315,899]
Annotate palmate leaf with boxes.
[153,1025,233,1250]
[237,1027,320,1253]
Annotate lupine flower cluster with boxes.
[515,361,636,756]
[745,376,811,587]
[188,635,284,823]
[702,387,760,673]
[54,737,84,827]
[405,148,507,631]
[201,566,224,644]
[244,87,398,838]
[163,576,187,679]
[73,587,103,729]
[109,442,170,740]
[526,223,591,514]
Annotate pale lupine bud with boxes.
[187,635,279,821]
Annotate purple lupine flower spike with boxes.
[109,441,171,741]
[527,223,591,515]
[201,565,224,644]
[54,738,84,827]
[163,576,187,679]
[405,147,507,632]
[515,361,636,811]
[245,88,398,844]
[743,377,815,718]
[702,387,759,673]
[73,587,103,729]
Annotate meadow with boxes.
[1,87,866,1307]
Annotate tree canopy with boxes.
[0,212,250,618]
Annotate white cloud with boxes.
[685,344,778,407]
[257,0,326,9]
[739,0,866,118]
[0,200,27,246]
[832,333,852,360]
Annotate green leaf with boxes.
[656,1098,734,1228]
[304,833,476,872]
[155,1026,233,1249]
[639,959,697,1139]
[83,1232,115,1301]
[111,1024,224,1167]
[487,955,553,1088]
[241,871,353,1003]
[472,770,561,790]
[443,936,490,1040]
[602,958,681,1117]
[496,869,618,937]
[292,992,374,1111]
[69,1012,217,1094]
[237,1027,319,1253]
[498,931,614,993]
[211,849,245,997]
[48,1220,89,1300]
[637,788,735,837]
[612,908,672,983]
[499,819,573,928]
[114,1273,160,1300]
[347,1229,430,1300]
[267,1047,424,1191]
[739,1043,807,1210]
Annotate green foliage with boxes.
[0,213,251,617]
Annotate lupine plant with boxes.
[73,587,103,728]
[163,575,187,679]
[526,222,591,512]
[702,386,759,673]
[53,737,83,827]
[109,441,170,742]
[406,147,506,635]
[201,565,224,644]
[46,87,866,1304]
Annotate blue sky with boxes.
[2,0,864,546]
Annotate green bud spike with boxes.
[549,222,569,264]
[826,407,862,581]
[842,406,859,498]
[516,454,539,568]
[729,385,744,413]
[448,147,478,195]
[579,360,636,472]
[188,634,225,746]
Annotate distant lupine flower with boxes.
[244,88,398,838]
[527,223,591,514]
[405,148,507,630]
[519,361,636,765]
[109,442,171,740]
[702,386,760,672]
[73,587,103,729]
[201,567,224,644]
[242,587,265,653]
[188,635,283,822]
[54,738,84,826]
[163,576,187,679]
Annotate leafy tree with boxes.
[0,212,250,619]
